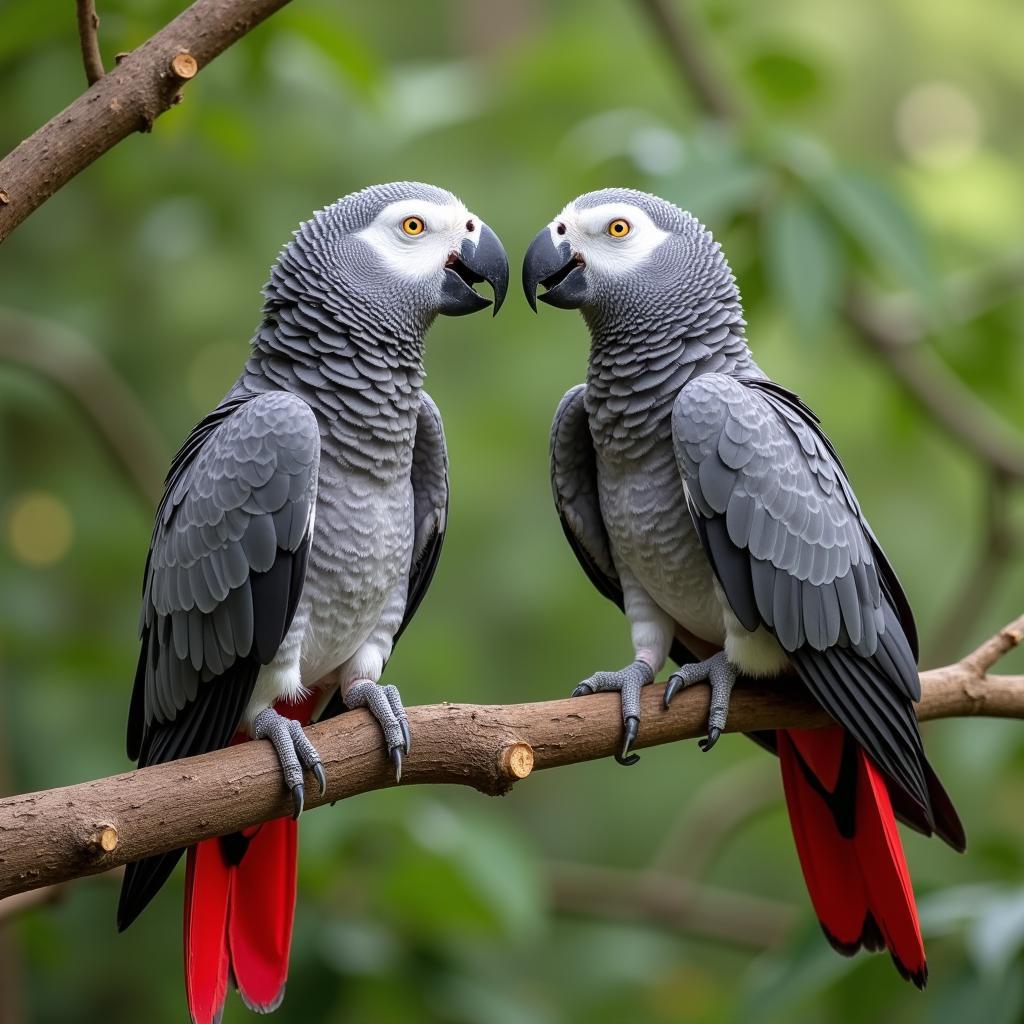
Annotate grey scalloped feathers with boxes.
[118,183,508,1023]
[525,188,963,989]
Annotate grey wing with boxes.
[672,373,952,833]
[552,384,697,666]
[127,390,320,768]
[395,390,449,642]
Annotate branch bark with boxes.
[75,0,106,86]
[1,616,1021,902]
[0,0,292,245]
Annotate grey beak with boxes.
[440,222,509,317]
[522,228,587,312]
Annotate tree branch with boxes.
[1,616,1021,902]
[0,0,292,245]
[75,0,106,86]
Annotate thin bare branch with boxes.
[548,861,795,949]
[0,0,293,245]
[0,618,1021,901]
[649,758,779,877]
[928,474,1021,666]
[963,612,1024,674]
[635,0,739,121]
[842,290,1024,480]
[0,309,167,507]
[75,0,105,85]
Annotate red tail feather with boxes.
[778,727,927,987]
[230,817,297,1012]
[183,694,318,1023]
[184,841,231,1024]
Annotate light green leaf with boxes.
[813,171,938,304]
[763,192,842,335]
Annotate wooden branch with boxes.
[75,0,106,85]
[1,616,1021,902]
[0,0,292,245]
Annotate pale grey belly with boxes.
[598,442,725,646]
[297,471,413,684]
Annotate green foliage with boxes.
[1,0,1023,1021]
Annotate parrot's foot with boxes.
[571,660,654,766]
[344,681,411,783]
[663,651,737,752]
[251,707,326,819]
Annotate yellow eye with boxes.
[607,219,631,237]
[401,216,425,236]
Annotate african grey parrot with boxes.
[523,188,964,985]
[117,182,508,1022]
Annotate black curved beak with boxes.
[440,222,509,317]
[522,228,587,312]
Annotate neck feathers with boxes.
[585,232,761,458]
[241,295,425,477]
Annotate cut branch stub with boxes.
[169,52,198,79]
[500,742,535,780]
[92,825,119,854]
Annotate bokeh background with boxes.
[2,0,1024,1021]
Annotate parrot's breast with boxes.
[597,439,725,646]
[296,463,415,685]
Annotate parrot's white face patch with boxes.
[357,199,478,279]
[551,202,670,278]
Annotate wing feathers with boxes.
[672,374,940,820]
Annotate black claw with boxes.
[615,716,641,766]
[291,783,305,819]
[571,683,594,698]
[400,719,412,756]
[391,746,403,784]
[664,677,681,708]
[699,727,722,753]
[312,762,327,796]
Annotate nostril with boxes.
[466,220,475,232]
[556,223,566,235]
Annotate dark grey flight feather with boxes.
[673,372,962,847]
[398,393,449,642]
[118,391,319,930]
[551,384,697,668]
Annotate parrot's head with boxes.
[271,182,509,336]
[522,188,740,335]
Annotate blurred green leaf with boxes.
[740,918,860,1023]
[278,11,383,95]
[812,171,938,304]
[660,127,768,223]
[744,49,827,108]
[762,192,842,335]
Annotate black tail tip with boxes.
[892,952,929,989]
